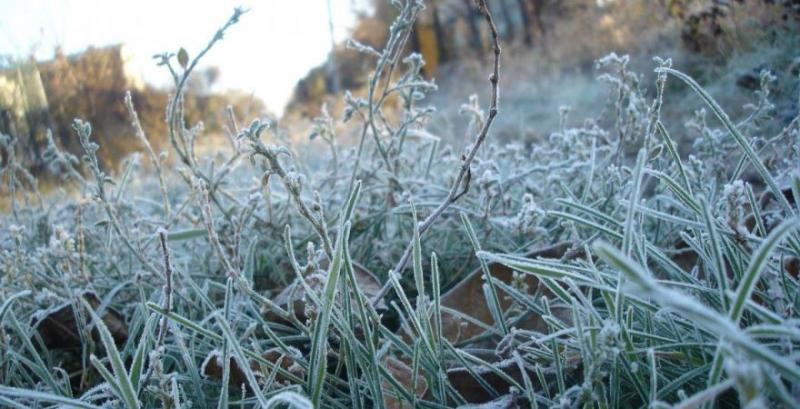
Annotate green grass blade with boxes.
[80,297,140,409]
[461,212,508,334]
[309,221,350,407]
[0,386,102,409]
[90,354,124,399]
[0,291,30,324]
[595,241,800,384]
[214,312,271,407]
[729,217,798,323]
[657,67,793,214]
[700,198,729,311]
[655,121,692,196]
[130,314,156,393]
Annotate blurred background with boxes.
[1,0,798,177]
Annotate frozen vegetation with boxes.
[1,1,799,408]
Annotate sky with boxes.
[0,0,367,115]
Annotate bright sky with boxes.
[0,0,366,115]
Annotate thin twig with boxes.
[199,184,239,275]
[371,0,502,307]
[125,91,171,219]
[155,229,174,350]
[138,228,175,397]
[161,8,245,222]
[245,132,336,258]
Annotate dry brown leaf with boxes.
[201,347,303,388]
[32,292,128,350]
[389,242,581,404]
[270,259,384,323]
[785,257,799,279]
[433,242,575,344]
[455,392,523,409]
[672,231,800,305]
[441,349,581,405]
[382,355,428,409]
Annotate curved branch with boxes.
[371,0,502,307]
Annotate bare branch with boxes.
[371,0,502,307]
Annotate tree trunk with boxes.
[461,0,485,58]
[530,0,548,45]
[516,0,533,46]
[498,0,516,42]
[433,4,449,63]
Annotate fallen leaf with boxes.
[32,292,128,350]
[456,392,523,409]
[382,355,428,409]
[785,257,799,279]
[270,258,384,323]
[442,348,580,405]
[389,242,581,404]
[201,347,304,388]
[435,242,575,344]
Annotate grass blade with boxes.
[657,67,793,214]
[0,386,102,409]
[80,297,140,409]
[309,221,350,407]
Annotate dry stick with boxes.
[345,4,419,196]
[364,1,422,172]
[125,91,171,219]
[199,185,239,275]
[166,8,243,167]
[371,0,501,308]
[163,8,244,222]
[247,140,336,258]
[76,203,88,281]
[155,229,174,351]
[138,229,175,398]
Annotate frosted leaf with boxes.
[199,349,223,379]
[721,180,749,238]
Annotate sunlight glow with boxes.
[0,0,364,114]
